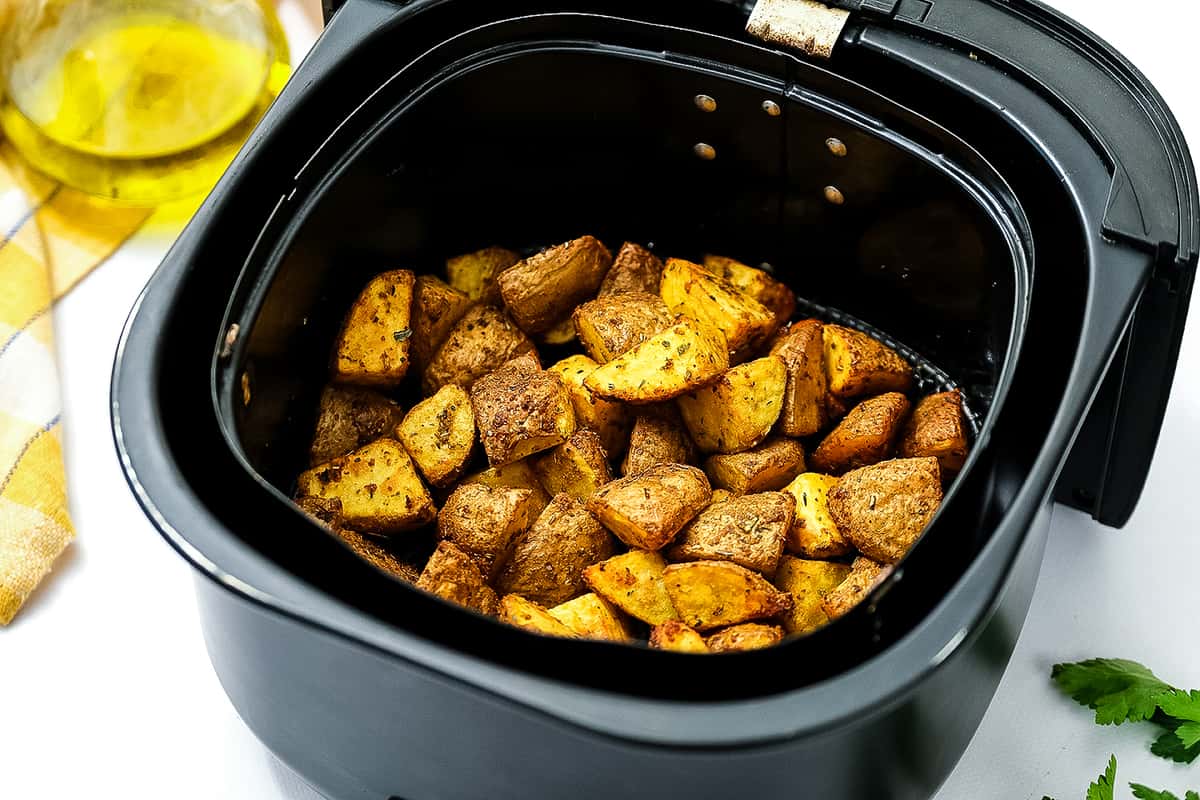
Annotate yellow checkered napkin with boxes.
[0,143,150,625]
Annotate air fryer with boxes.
[111,1,1198,798]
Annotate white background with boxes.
[3,1,1199,798]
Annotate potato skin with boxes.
[820,556,892,619]
[827,457,943,563]
[417,541,500,615]
[296,496,422,582]
[677,356,787,454]
[649,620,709,653]
[667,491,794,577]
[823,324,913,399]
[499,594,577,637]
[308,385,406,467]
[461,459,550,513]
[583,550,680,625]
[296,438,436,535]
[769,320,827,437]
[899,389,969,473]
[573,291,673,364]
[600,242,664,296]
[702,255,796,333]
[705,623,785,652]
[584,314,729,404]
[773,556,853,635]
[469,353,576,466]
[411,275,474,373]
[549,593,632,641]
[445,246,519,303]
[495,493,616,606]
[781,473,853,558]
[333,270,416,388]
[547,354,630,457]
[622,404,696,477]
[586,464,712,551]
[663,560,793,631]
[810,392,911,475]
[532,429,613,501]
[437,483,539,579]
[423,305,536,393]
[397,384,475,487]
[660,257,777,353]
[498,236,612,334]
[704,437,806,494]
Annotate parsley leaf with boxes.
[1086,755,1118,800]
[1052,660,1174,725]
[1130,785,1200,800]
[1151,722,1200,764]
[1156,690,1200,748]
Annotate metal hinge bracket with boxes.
[746,0,853,59]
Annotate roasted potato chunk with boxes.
[667,491,794,577]
[827,457,943,563]
[308,385,406,467]
[705,623,785,653]
[704,437,806,494]
[821,556,893,619]
[498,236,612,334]
[584,314,729,403]
[810,392,911,475]
[583,550,679,625]
[417,541,499,615]
[461,459,550,513]
[445,246,519,303]
[495,493,616,606]
[573,291,673,364]
[660,257,777,353]
[540,315,578,346]
[649,620,709,653]
[709,489,735,506]
[437,483,539,579]
[296,438,436,534]
[549,593,632,641]
[586,464,711,551]
[823,324,913,399]
[396,384,475,487]
[599,242,664,296]
[332,269,415,388]
[899,390,969,473]
[622,404,696,477]
[781,473,853,558]
[702,255,796,332]
[663,560,793,631]
[423,305,536,393]
[411,275,474,373]
[547,355,630,456]
[532,429,613,501]
[470,353,576,466]
[677,356,787,454]
[499,594,577,637]
[769,319,827,437]
[296,496,422,582]
[773,556,853,635]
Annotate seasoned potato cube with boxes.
[827,457,943,563]
[499,594,578,637]
[810,392,911,474]
[423,305,536,393]
[704,437,806,494]
[416,541,500,615]
[583,550,679,625]
[599,242,664,296]
[308,385,406,466]
[660,257,776,353]
[295,495,345,529]
[437,483,539,579]
[396,384,475,487]
[677,356,787,454]
[663,560,793,631]
[649,620,709,653]
[705,623,785,652]
[823,324,913,399]
[773,556,853,635]
[496,493,616,606]
[573,291,673,364]
[540,315,578,346]
[548,355,630,456]
[549,593,632,641]
[899,390,969,473]
[470,353,576,466]
[532,429,613,501]
[702,255,796,332]
[445,246,519,303]
[821,556,893,619]
[781,473,853,558]
[584,314,729,403]
[410,275,474,373]
[586,464,712,550]
[461,459,550,514]
[333,270,415,388]
[498,235,612,334]
[622,404,696,477]
[709,489,735,506]
[667,491,794,577]
[296,439,436,534]
[296,496,423,583]
[769,319,827,437]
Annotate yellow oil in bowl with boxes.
[0,1,290,204]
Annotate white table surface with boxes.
[3,2,1199,798]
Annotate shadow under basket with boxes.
[112,1,1198,798]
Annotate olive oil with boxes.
[0,6,289,204]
